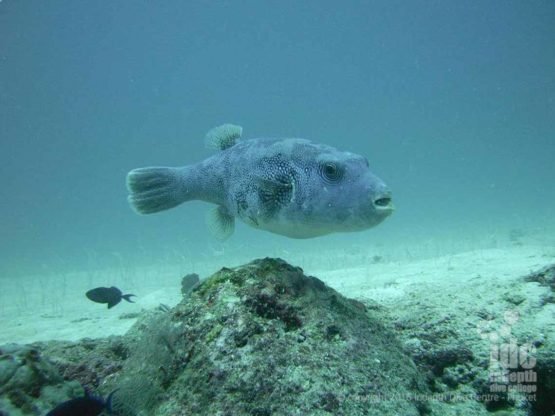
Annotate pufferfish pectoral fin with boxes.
[205,124,243,150]
[206,205,235,240]
[255,175,294,218]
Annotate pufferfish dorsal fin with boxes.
[205,124,242,150]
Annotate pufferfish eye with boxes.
[319,162,344,183]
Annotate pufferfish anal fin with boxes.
[206,205,235,240]
[205,124,243,150]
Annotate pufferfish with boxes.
[126,124,394,239]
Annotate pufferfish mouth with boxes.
[373,196,394,212]
[374,197,392,207]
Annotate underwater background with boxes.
[2,2,555,415]
[1,0,554,276]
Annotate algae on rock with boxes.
[113,258,429,415]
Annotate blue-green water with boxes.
[1,0,554,276]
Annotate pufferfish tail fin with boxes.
[126,167,188,214]
[205,124,242,150]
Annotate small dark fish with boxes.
[86,286,135,309]
[181,273,200,296]
[46,389,117,416]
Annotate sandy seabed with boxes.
[1,237,554,346]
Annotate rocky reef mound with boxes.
[114,257,429,415]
